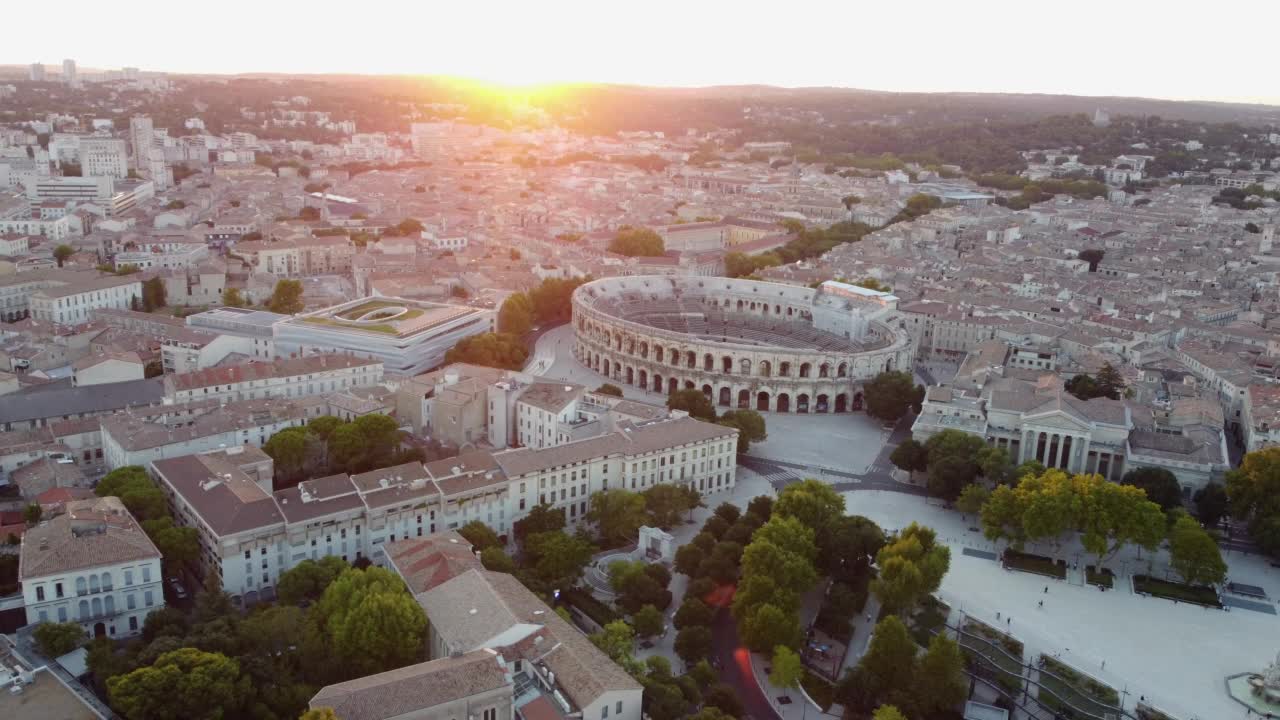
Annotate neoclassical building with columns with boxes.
[571,276,913,414]
[913,385,1132,481]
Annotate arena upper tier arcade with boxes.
[572,276,914,414]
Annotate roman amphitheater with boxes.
[571,276,913,414]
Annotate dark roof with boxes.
[0,377,163,425]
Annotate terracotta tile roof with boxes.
[19,496,160,579]
[165,353,379,392]
[309,649,510,720]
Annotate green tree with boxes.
[863,371,924,422]
[34,622,86,657]
[266,279,305,314]
[523,531,595,592]
[666,388,716,420]
[480,547,516,573]
[674,625,713,665]
[916,634,967,716]
[1078,248,1105,272]
[609,226,664,257]
[774,479,844,534]
[704,684,745,718]
[23,503,42,525]
[853,616,917,708]
[1096,362,1126,399]
[819,515,885,579]
[769,645,803,689]
[141,277,167,312]
[595,383,624,397]
[742,603,801,653]
[263,427,309,481]
[889,439,928,474]
[1226,447,1280,556]
[871,523,950,613]
[53,244,75,267]
[872,706,908,720]
[108,647,246,720]
[300,709,340,720]
[444,332,529,370]
[498,292,534,335]
[221,288,246,308]
[1121,467,1183,511]
[674,598,714,629]
[513,503,565,545]
[643,484,701,528]
[1168,514,1227,586]
[718,409,767,453]
[924,429,987,500]
[956,484,991,517]
[458,520,502,550]
[1193,482,1229,527]
[143,517,199,574]
[588,489,648,546]
[276,556,349,606]
[590,620,639,673]
[298,206,321,221]
[976,446,1015,485]
[313,567,428,678]
[95,466,166,522]
[633,604,664,638]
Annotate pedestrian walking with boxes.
[1044,585,1049,593]
[996,611,1001,620]
[1038,600,1043,609]
[1101,660,1106,670]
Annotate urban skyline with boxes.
[6,0,1280,105]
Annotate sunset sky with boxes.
[10,0,1280,105]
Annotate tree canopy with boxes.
[666,388,717,421]
[870,522,950,613]
[609,226,664,257]
[266,279,304,314]
[444,332,529,370]
[863,371,925,422]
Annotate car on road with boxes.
[168,577,187,601]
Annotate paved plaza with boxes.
[842,489,1279,720]
[541,326,1278,720]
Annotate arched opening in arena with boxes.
[719,387,731,406]
[835,393,848,413]
[738,389,750,408]
[816,394,830,413]
[777,393,791,413]
[757,392,770,411]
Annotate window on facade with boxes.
[36,586,44,601]
[602,706,609,719]
[142,566,151,583]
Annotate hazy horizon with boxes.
[8,0,1280,106]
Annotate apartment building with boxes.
[100,396,326,469]
[0,233,31,256]
[160,353,384,405]
[494,415,738,522]
[145,415,737,605]
[29,274,142,325]
[19,496,165,639]
[80,137,129,179]
[385,534,643,720]
[235,240,300,277]
[516,383,586,449]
